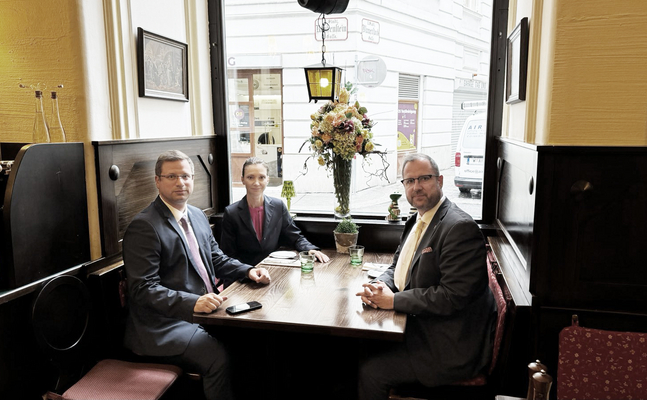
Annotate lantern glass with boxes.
[305,65,343,102]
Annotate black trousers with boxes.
[358,340,419,400]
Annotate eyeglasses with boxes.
[158,174,194,182]
[400,174,438,187]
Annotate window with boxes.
[227,69,283,187]
[221,1,493,221]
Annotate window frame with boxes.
[207,0,509,226]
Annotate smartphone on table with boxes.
[226,301,262,315]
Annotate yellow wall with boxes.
[0,0,85,143]
[545,0,647,145]
[509,0,647,145]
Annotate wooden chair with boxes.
[557,315,647,400]
[33,275,182,400]
[388,245,512,400]
[88,263,206,400]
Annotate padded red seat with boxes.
[56,359,181,400]
[557,317,647,400]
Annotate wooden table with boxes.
[194,250,406,341]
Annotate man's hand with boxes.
[310,250,330,263]
[194,293,228,313]
[355,280,395,310]
[248,267,271,284]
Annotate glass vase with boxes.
[332,156,352,218]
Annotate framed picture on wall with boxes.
[137,28,189,101]
[505,17,529,104]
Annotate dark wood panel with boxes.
[93,137,217,257]
[532,149,647,311]
[495,139,536,292]
[295,216,404,254]
[1,143,90,289]
[494,140,647,311]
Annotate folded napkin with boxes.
[259,257,301,267]
[362,262,391,272]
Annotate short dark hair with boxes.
[401,153,439,177]
[241,157,269,177]
[155,150,194,176]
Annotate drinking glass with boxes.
[349,245,365,266]
[299,251,315,272]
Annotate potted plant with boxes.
[333,217,359,253]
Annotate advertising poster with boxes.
[397,101,417,150]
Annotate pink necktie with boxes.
[180,216,219,293]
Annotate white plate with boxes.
[269,251,298,259]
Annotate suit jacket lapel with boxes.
[155,197,213,279]
[154,197,186,246]
[405,199,452,287]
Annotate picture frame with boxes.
[137,28,189,101]
[505,17,529,104]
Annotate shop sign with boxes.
[362,19,380,44]
[315,17,348,41]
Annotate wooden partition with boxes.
[0,142,91,399]
[93,136,218,257]
[1,143,90,290]
[488,137,647,397]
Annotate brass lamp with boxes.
[304,14,343,103]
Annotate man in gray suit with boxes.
[356,153,496,400]
[123,150,271,400]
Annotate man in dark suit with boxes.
[123,150,271,400]
[220,157,328,266]
[356,153,496,400]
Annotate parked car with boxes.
[454,113,486,193]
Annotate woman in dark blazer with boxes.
[220,157,329,266]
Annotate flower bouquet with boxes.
[304,83,378,217]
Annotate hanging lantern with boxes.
[304,14,344,103]
[304,62,343,103]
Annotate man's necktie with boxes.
[179,216,217,293]
[394,219,426,291]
